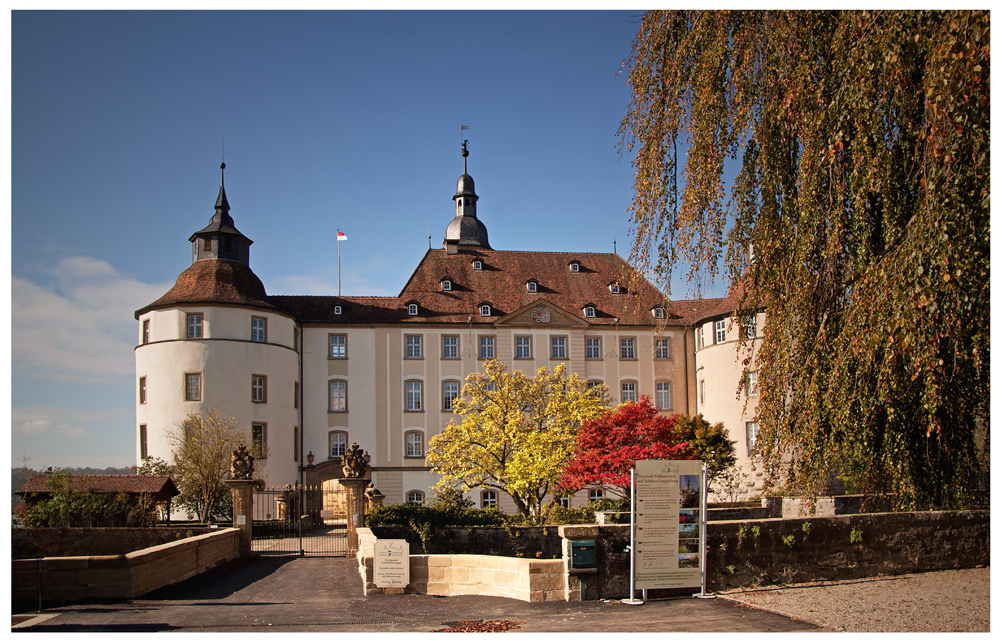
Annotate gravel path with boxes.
[717,567,990,632]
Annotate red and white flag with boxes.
[337,231,347,241]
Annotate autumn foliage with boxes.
[559,397,694,498]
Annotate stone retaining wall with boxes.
[12,527,217,559]
[357,528,566,602]
[12,528,241,606]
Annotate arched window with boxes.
[408,303,418,316]
[406,490,425,504]
[442,280,452,292]
[527,281,537,293]
[584,306,595,318]
[334,305,342,315]
[480,304,491,317]
[473,260,483,271]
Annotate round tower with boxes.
[134,165,301,495]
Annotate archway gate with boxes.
[250,482,348,557]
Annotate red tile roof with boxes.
[138,251,741,328]
[17,475,180,500]
[135,259,274,318]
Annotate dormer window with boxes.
[334,305,342,315]
[408,304,418,316]
[609,283,620,294]
[442,280,452,292]
[527,281,537,293]
[480,304,491,317]
[569,262,580,273]
[473,260,483,271]
[584,306,596,318]
[653,307,665,319]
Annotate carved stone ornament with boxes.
[342,443,368,478]
[230,444,255,480]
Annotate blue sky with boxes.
[10,10,726,469]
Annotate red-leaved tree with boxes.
[558,397,695,498]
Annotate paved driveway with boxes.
[12,557,818,632]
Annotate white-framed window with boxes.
[139,376,147,404]
[714,320,726,344]
[479,336,494,359]
[700,380,706,404]
[621,381,637,403]
[609,283,620,294]
[405,381,422,411]
[252,423,267,458]
[746,421,759,454]
[408,303,418,316]
[656,382,671,409]
[334,305,342,315]
[405,431,424,458]
[251,317,266,342]
[551,336,567,359]
[515,336,531,359]
[569,262,580,273]
[481,490,498,509]
[442,279,452,292]
[142,320,150,344]
[620,338,635,360]
[653,307,665,319]
[654,338,670,359]
[252,375,267,403]
[557,496,570,508]
[746,371,758,396]
[405,335,422,359]
[329,334,347,358]
[406,490,425,504]
[473,260,483,271]
[329,380,347,412]
[443,380,460,411]
[139,424,147,459]
[185,373,201,401]
[584,306,595,318]
[589,488,604,502]
[743,315,757,339]
[697,326,705,350]
[329,431,347,458]
[480,304,491,317]
[527,281,537,293]
[442,335,459,359]
[585,337,601,359]
[186,314,203,339]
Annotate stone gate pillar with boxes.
[338,443,371,555]
[223,444,259,558]
[224,479,256,557]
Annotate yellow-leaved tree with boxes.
[427,359,607,522]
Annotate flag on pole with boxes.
[461,125,469,130]
[337,231,347,241]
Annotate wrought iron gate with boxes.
[251,484,348,557]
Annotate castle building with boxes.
[134,149,763,511]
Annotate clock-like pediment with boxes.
[494,299,589,328]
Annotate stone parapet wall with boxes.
[13,528,241,607]
[357,528,566,602]
[12,527,217,559]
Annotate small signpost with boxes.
[624,459,709,604]
[373,539,410,589]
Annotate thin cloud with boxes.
[12,257,172,384]
[13,418,86,437]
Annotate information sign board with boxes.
[373,539,410,588]
[634,459,703,590]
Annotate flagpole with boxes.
[337,229,341,298]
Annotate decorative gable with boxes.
[495,300,589,328]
